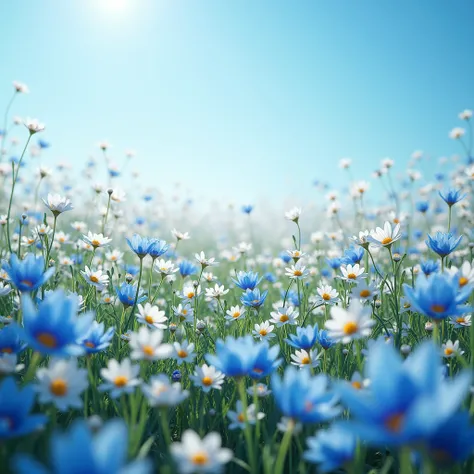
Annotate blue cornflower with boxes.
[439,189,466,207]
[241,205,253,214]
[115,282,147,307]
[336,340,471,447]
[2,253,55,292]
[435,173,445,181]
[172,370,182,382]
[126,234,157,258]
[264,272,277,284]
[178,260,197,278]
[321,268,331,278]
[413,229,423,239]
[0,377,47,439]
[143,194,153,202]
[81,321,114,354]
[0,326,27,354]
[285,324,319,350]
[304,426,356,472]
[70,253,83,266]
[326,258,342,270]
[279,252,292,264]
[148,240,169,260]
[426,232,462,258]
[109,168,120,178]
[19,290,94,356]
[318,329,335,350]
[285,289,300,307]
[271,367,341,423]
[206,336,260,377]
[123,264,139,276]
[420,260,439,276]
[341,247,365,265]
[37,139,50,149]
[240,288,268,308]
[403,272,472,321]
[135,217,145,226]
[423,411,474,466]
[13,419,151,474]
[416,201,429,213]
[250,341,282,379]
[232,271,262,290]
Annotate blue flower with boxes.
[250,341,282,379]
[264,272,277,283]
[115,283,147,307]
[81,321,114,354]
[0,377,47,439]
[336,340,471,447]
[206,336,260,377]
[126,234,157,258]
[271,367,340,423]
[416,201,429,213]
[426,232,462,258]
[178,260,197,278]
[341,247,365,265]
[420,260,439,276]
[123,264,139,276]
[403,273,472,321]
[148,240,169,259]
[279,252,292,264]
[13,419,152,474]
[19,290,94,356]
[304,426,356,472]
[326,258,342,270]
[172,370,182,382]
[318,329,335,350]
[0,326,26,354]
[2,253,55,292]
[232,271,262,290]
[240,288,268,308]
[241,205,253,214]
[37,139,50,149]
[285,324,319,350]
[439,189,466,207]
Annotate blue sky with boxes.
[1,0,473,206]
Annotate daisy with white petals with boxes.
[99,358,141,398]
[190,364,225,392]
[129,327,173,361]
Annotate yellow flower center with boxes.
[382,237,393,245]
[293,270,303,277]
[145,315,154,324]
[37,332,57,348]
[85,341,95,348]
[459,277,469,287]
[259,329,267,336]
[343,321,358,335]
[182,309,188,315]
[359,289,371,298]
[279,314,289,322]
[393,218,400,224]
[301,356,310,364]
[232,311,240,319]
[431,304,446,313]
[114,375,128,387]
[385,413,404,432]
[444,348,454,356]
[322,293,331,301]
[352,381,362,389]
[456,317,465,324]
[347,273,357,279]
[143,345,154,356]
[91,240,100,247]
[178,350,188,358]
[202,376,213,386]
[191,452,209,466]
[50,378,68,396]
[187,292,195,298]
[89,275,99,283]
[237,413,245,422]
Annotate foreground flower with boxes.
[14,419,152,473]
[24,117,45,134]
[269,305,299,327]
[271,366,340,423]
[304,426,356,472]
[240,288,268,309]
[99,358,141,398]
[170,430,232,474]
[36,358,88,411]
[43,193,73,216]
[2,253,55,292]
[81,321,114,354]
[285,207,302,222]
[126,234,157,259]
[336,340,471,447]
[19,291,93,356]
[403,272,472,321]
[142,374,189,407]
[82,232,112,249]
[426,232,462,258]
[190,364,225,392]
[136,303,168,329]
[81,266,109,290]
[367,221,401,248]
[0,377,47,439]
[129,327,173,361]
[325,299,375,344]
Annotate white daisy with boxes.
[189,364,225,392]
[99,358,141,398]
[129,327,173,361]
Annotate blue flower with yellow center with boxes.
[2,253,55,292]
[81,321,114,354]
[240,288,268,308]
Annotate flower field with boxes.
[0,82,474,473]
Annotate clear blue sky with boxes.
[1,0,473,205]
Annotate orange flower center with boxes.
[191,452,209,466]
[259,329,267,336]
[352,381,362,389]
[85,341,95,348]
[444,348,454,356]
[459,277,468,287]
[237,413,245,422]
[114,375,128,387]
[385,413,404,432]
[343,321,358,335]
[50,379,68,396]
[279,314,289,322]
[347,273,357,279]
[431,304,446,313]
[178,350,188,358]
[145,315,154,324]
[322,293,331,301]
[301,356,310,364]
[293,270,303,277]
[91,240,100,247]
[89,275,99,283]
[37,332,57,348]
[232,312,240,319]
[143,345,154,356]
[382,237,392,245]
[202,376,213,386]
[359,289,371,298]
[21,279,34,288]
[1,347,12,354]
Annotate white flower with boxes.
[111,188,127,203]
[173,340,196,365]
[99,358,141,398]
[13,81,29,94]
[252,321,276,340]
[449,315,471,328]
[269,306,299,327]
[0,354,24,374]
[24,117,45,134]
[225,305,246,322]
[170,430,233,474]
[227,400,265,430]
[136,303,168,329]
[81,266,109,290]
[0,281,11,297]
[195,251,217,267]
[82,232,112,248]
[442,340,463,359]
[247,383,271,397]
[449,260,474,288]
[105,249,124,263]
[36,358,88,411]
[351,180,370,196]
[350,280,379,301]
[459,109,472,120]
[181,285,201,301]
[285,262,309,280]
[205,284,229,300]
[34,224,53,238]
[43,193,73,216]
[189,364,225,392]
[316,284,339,305]
[233,242,252,255]
[340,264,366,282]
[55,231,70,244]
[325,299,375,344]
[172,229,190,241]
[339,158,352,169]
[142,374,189,407]
[71,221,87,233]
[277,417,302,435]
[284,207,302,222]
[129,327,173,361]
[449,127,465,139]
[367,221,401,248]
[290,349,320,369]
